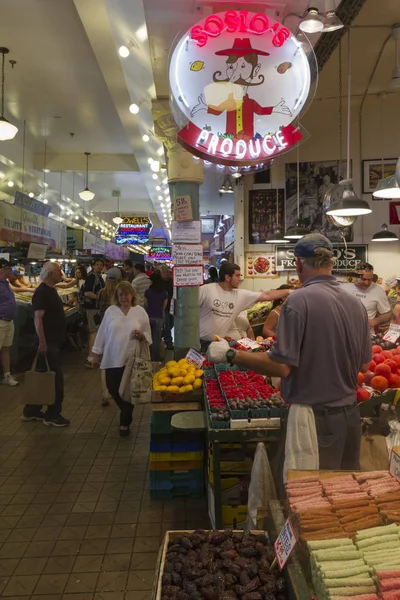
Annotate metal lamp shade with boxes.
[265,231,290,244]
[284,221,309,240]
[371,224,398,242]
[323,11,344,32]
[373,174,400,199]
[299,8,324,33]
[0,116,18,141]
[325,180,371,217]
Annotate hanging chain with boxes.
[1,51,5,116]
[338,39,343,181]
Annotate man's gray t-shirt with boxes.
[270,275,371,408]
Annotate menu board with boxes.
[245,252,277,278]
[171,220,201,243]
[173,265,204,287]
[172,244,203,266]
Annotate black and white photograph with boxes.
[285,160,353,242]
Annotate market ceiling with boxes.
[0,0,399,238]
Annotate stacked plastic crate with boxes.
[149,411,205,499]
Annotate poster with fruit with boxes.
[245,252,278,278]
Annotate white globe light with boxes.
[118,46,130,58]
[150,160,160,172]
[142,134,150,142]
[113,216,123,225]
[79,187,95,201]
[0,117,18,141]
[129,103,139,114]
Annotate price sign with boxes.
[185,348,205,368]
[383,324,400,343]
[173,195,193,222]
[173,265,204,287]
[390,447,400,483]
[171,220,201,243]
[236,337,261,351]
[274,518,297,570]
[172,244,203,265]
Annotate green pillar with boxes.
[167,144,204,360]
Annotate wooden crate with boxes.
[152,529,313,600]
[151,388,203,404]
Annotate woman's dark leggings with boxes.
[105,367,133,427]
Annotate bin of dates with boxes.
[156,529,288,600]
[217,370,285,419]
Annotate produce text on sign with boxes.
[169,10,313,167]
[274,518,297,570]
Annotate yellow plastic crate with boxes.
[149,451,204,463]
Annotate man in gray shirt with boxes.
[208,234,372,470]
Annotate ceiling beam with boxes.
[33,153,139,172]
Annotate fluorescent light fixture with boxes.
[148,157,153,164]
[156,185,161,191]
[28,192,34,198]
[7,180,13,187]
[157,146,164,156]
[158,195,163,200]
[142,134,150,142]
[152,174,158,180]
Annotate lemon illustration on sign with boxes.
[190,61,204,72]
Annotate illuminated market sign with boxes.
[275,245,368,272]
[115,217,153,245]
[148,246,172,261]
[169,10,313,166]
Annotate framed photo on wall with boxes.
[245,252,278,278]
[362,158,397,194]
[248,189,284,244]
[284,159,352,242]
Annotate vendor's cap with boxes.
[0,258,10,269]
[294,233,333,258]
[106,267,122,281]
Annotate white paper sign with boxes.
[185,348,205,368]
[390,448,400,483]
[171,220,201,243]
[173,195,193,222]
[383,324,400,343]
[172,244,203,265]
[173,265,203,287]
[274,518,297,570]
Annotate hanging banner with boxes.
[14,191,52,217]
[0,201,66,250]
[275,244,368,271]
[169,10,313,167]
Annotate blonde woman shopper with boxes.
[92,281,151,437]
[96,267,122,406]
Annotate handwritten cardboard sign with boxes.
[172,244,203,266]
[173,265,203,287]
[383,324,400,344]
[171,220,201,243]
[173,195,193,222]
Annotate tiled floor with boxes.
[0,352,208,600]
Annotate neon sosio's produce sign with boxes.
[169,10,313,166]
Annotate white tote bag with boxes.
[119,339,153,405]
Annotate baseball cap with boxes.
[0,258,11,269]
[106,267,122,281]
[294,233,333,258]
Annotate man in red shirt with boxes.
[191,38,291,140]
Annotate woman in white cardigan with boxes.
[92,281,152,437]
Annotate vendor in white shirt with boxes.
[343,262,392,331]
[199,262,290,349]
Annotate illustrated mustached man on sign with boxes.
[190,38,292,141]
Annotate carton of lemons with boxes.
[153,360,204,393]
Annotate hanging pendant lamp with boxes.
[0,48,18,141]
[323,11,344,32]
[325,31,371,218]
[299,8,324,34]
[373,174,400,199]
[79,152,95,201]
[284,144,309,240]
[113,194,123,225]
[371,223,399,242]
[266,190,289,244]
